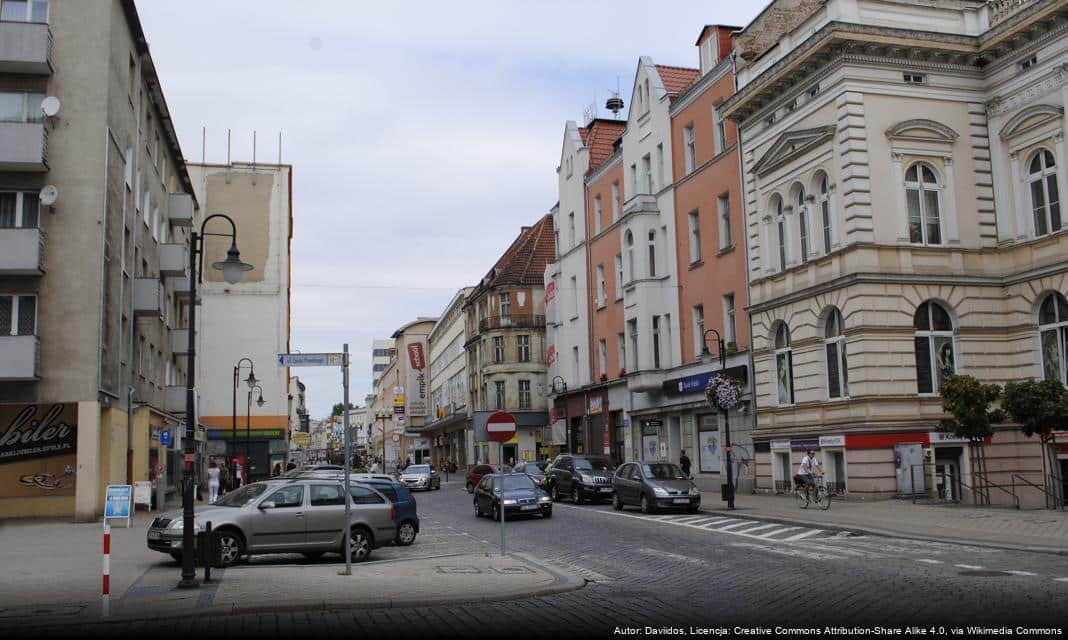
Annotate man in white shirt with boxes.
[797,449,822,499]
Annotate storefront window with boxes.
[697,414,720,473]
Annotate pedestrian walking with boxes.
[273,462,282,477]
[286,460,297,472]
[680,449,692,478]
[207,460,221,504]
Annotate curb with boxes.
[698,506,1068,556]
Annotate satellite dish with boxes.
[39,185,59,206]
[41,96,61,118]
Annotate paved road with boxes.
[24,482,1068,638]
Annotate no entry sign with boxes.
[486,411,517,443]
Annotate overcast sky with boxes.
[136,0,762,419]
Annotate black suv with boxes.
[544,455,615,504]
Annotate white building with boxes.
[425,287,474,467]
[371,338,394,387]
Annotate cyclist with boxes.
[796,449,822,501]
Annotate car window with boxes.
[265,485,303,508]
[376,486,399,501]
[349,486,386,504]
[310,484,346,506]
[629,465,643,481]
[215,483,268,507]
[642,464,687,480]
[573,458,611,471]
[615,463,630,479]
[502,475,535,490]
[512,462,525,473]
[476,465,491,474]
[479,476,494,491]
[407,465,431,474]
[534,461,549,471]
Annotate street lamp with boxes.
[550,376,568,453]
[702,328,735,510]
[232,358,257,487]
[376,411,391,472]
[180,213,254,589]
[247,384,265,482]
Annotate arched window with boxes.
[796,186,809,264]
[625,230,635,282]
[1028,149,1061,237]
[824,308,848,399]
[815,172,832,253]
[914,301,955,394]
[770,195,786,271]
[774,323,794,405]
[905,163,943,245]
[1039,292,1068,385]
[647,229,657,278]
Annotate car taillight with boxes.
[390,505,396,521]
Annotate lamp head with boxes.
[212,242,254,285]
[244,370,258,389]
[256,395,265,408]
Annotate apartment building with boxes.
[0,0,198,519]
[722,0,1068,505]
[371,338,394,387]
[425,287,473,468]
[391,318,436,464]
[287,375,308,432]
[466,215,554,465]
[186,161,293,483]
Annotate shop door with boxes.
[1060,460,1068,505]
[935,447,963,502]
[776,452,791,493]
[827,450,846,495]
[894,443,924,495]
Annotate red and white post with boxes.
[102,522,111,617]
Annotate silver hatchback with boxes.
[146,479,396,566]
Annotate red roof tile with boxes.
[584,119,626,173]
[470,214,556,301]
[655,64,700,100]
[578,127,590,146]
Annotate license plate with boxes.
[520,504,539,511]
[600,487,613,492]
[148,531,161,540]
[672,498,690,504]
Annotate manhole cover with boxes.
[959,570,1011,577]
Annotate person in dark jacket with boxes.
[680,450,692,478]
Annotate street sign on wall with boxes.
[278,353,343,367]
[486,411,517,443]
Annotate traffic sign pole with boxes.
[485,412,517,557]
[342,343,351,576]
[499,442,505,556]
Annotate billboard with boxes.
[406,340,428,417]
[0,403,78,498]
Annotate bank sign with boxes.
[662,365,748,396]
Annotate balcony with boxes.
[133,278,164,317]
[0,122,48,171]
[479,314,546,332]
[164,385,186,414]
[0,21,53,75]
[171,277,201,304]
[159,244,187,278]
[170,328,190,355]
[0,335,40,380]
[0,228,45,275]
[168,193,194,227]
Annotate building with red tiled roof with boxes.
[655,64,701,100]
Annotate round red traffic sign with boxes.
[486,411,517,443]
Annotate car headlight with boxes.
[652,487,669,497]
[538,495,551,503]
[168,518,203,532]
[502,499,517,505]
[689,487,700,496]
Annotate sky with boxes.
[135,0,763,420]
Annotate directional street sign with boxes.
[291,432,311,446]
[486,411,517,443]
[278,353,344,367]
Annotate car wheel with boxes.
[543,508,552,519]
[213,529,245,567]
[169,552,182,563]
[466,482,474,493]
[687,504,700,514]
[640,493,656,515]
[612,494,624,511]
[302,551,324,560]
[396,521,417,546]
[474,499,482,518]
[348,527,373,563]
[549,484,559,502]
[571,485,583,505]
[492,504,502,522]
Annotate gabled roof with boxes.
[584,119,626,173]
[469,214,556,302]
[751,126,836,177]
[655,64,701,100]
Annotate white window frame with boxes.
[492,336,504,364]
[913,301,956,395]
[518,380,531,410]
[656,144,665,190]
[0,293,37,335]
[617,332,626,374]
[814,172,833,253]
[723,294,736,345]
[568,212,576,248]
[688,210,702,264]
[0,191,40,228]
[642,154,653,194]
[625,231,635,283]
[0,91,45,123]
[495,381,505,410]
[614,254,624,300]
[517,334,530,363]
[594,195,603,235]
[684,123,696,174]
[905,162,944,246]
[652,315,661,369]
[717,194,731,250]
[598,339,607,378]
[569,275,578,320]
[647,229,657,278]
[1027,148,1062,237]
[1039,293,1068,386]
[628,319,639,372]
[693,305,705,358]
[774,323,794,406]
[796,186,809,264]
[713,108,726,155]
[611,182,620,222]
[772,196,787,271]
[0,0,48,22]
[596,264,606,307]
[499,292,511,318]
[824,308,849,399]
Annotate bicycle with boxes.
[794,474,832,510]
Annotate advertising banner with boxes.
[0,403,78,498]
[698,415,721,473]
[406,340,428,417]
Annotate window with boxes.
[723,294,736,345]
[499,292,511,318]
[0,192,39,228]
[774,323,794,405]
[596,265,606,306]
[764,113,776,126]
[611,182,620,221]
[642,154,653,194]
[495,381,505,410]
[717,194,731,249]
[796,186,809,263]
[903,72,926,84]
[905,163,942,245]
[816,172,832,252]
[652,316,662,369]
[349,486,386,504]
[771,196,787,270]
[914,301,955,394]
[617,332,626,373]
[688,211,702,263]
[807,84,820,98]
[265,486,303,508]
[554,230,560,257]
[647,230,656,278]
[684,123,696,173]
[568,212,576,248]
[594,195,603,235]
[1040,293,1068,386]
[492,336,504,364]
[625,231,635,282]
[518,380,531,409]
[643,78,651,113]
[569,275,578,319]
[0,92,45,123]
[614,254,623,299]
[517,335,530,362]
[656,144,665,189]
[310,484,346,507]
[713,109,726,155]
[693,305,705,357]
[128,54,137,101]
[1020,55,1038,70]
[628,319,639,371]
[1,0,47,23]
[0,294,36,335]
[1028,149,1061,237]
[572,346,580,382]
[630,164,638,196]
[598,339,607,378]
[824,308,849,399]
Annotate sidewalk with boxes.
[699,491,1068,554]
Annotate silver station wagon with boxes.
[146,479,397,566]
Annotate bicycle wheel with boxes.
[819,486,832,511]
[795,487,810,509]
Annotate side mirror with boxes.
[258,501,276,510]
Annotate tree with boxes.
[938,375,1004,505]
[331,402,355,417]
[1002,379,1068,508]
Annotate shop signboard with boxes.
[104,484,133,527]
[819,435,845,448]
[662,365,748,396]
[791,439,820,452]
[159,430,172,447]
[770,440,791,450]
[0,403,78,499]
[928,432,970,444]
[406,340,428,417]
[643,435,659,460]
[588,396,603,416]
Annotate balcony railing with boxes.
[990,0,1035,26]
[0,121,48,171]
[0,227,45,275]
[0,21,53,75]
[0,335,40,380]
[479,314,545,331]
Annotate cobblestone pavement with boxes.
[19,483,1068,639]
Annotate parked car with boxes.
[613,462,700,514]
[544,455,615,504]
[359,479,420,545]
[466,463,511,493]
[280,464,345,479]
[473,473,552,520]
[512,460,549,486]
[146,479,396,566]
[399,464,441,491]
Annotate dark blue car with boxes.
[473,473,552,520]
[361,479,420,545]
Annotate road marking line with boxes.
[955,564,984,570]
[783,529,823,541]
[686,518,727,527]
[1054,577,1068,583]
[713,521,757,532]
[755,527,798,538]
[733,523,780,535]
[730,542,846,561]
[668,516,710,524]
[916,559,943,564]
[693,517,731,526]
[1006,570,1037,576]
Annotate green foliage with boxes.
[1001,378,1068,441]
[331,402,356,417]
[938,374,1004,441]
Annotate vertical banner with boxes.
[0,403,78,498]
[406,340,428,417]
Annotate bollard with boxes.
[102,523,111,617]
[203,521,213,582]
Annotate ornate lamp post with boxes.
[246,384,265,481]
[179,213,254,589]
[702,329,737,510]
[551,376,568,453]
[232,358,257,486]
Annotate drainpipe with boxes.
[126,53,144,487]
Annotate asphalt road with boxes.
[22,481,1068,639]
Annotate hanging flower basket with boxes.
[705,374,743,411]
